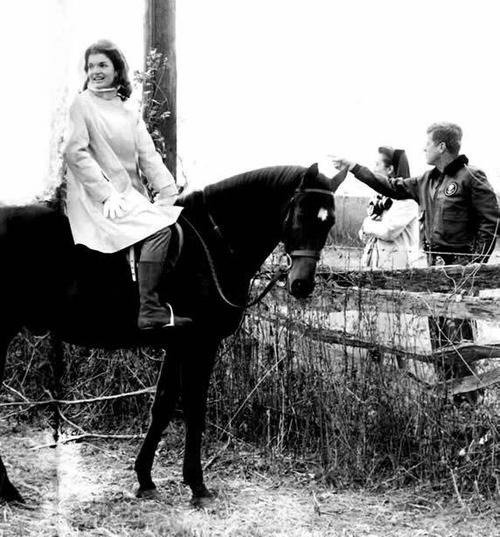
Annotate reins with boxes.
[180,214,290,310]
[180,184,334,311]
[201,190,236,257]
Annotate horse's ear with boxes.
[300,163,319,188]
[330,167,349,193]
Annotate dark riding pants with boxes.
[139,227,172,264]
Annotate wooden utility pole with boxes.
[144,0,177,179]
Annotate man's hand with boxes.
[329,156,354,171]
[103,191,127,219]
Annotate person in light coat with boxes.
[64,39,190,330]
[359,147,425,269]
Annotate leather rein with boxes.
[182,187,334,310]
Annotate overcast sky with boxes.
[1,0,500,202]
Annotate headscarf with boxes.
[378,146,411,178]
[392,149,410,178]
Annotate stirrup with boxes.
[163,303,175,327]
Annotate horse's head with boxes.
[282,163,348,298]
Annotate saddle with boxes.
[58,223,184,340]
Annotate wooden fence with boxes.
[252,261,500,398]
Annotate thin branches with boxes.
[0,386,155,408]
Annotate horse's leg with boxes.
[181,337,219,508]
[0,330,24,503]
[135,349,181,498]
[48,334,64,443]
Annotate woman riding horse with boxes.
[0,162,347,507]
[64,39,189,330]
[0,38,350,507]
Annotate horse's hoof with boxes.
[136,487,160,500]
[190,488,217,509]
[191,495,214,509]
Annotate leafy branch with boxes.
[133,48,171,167]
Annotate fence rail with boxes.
[265,285,500,321]
[251,261,500,397]
[318,262,500,292]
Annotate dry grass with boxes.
[2,299,499,502]
[0,422,498,537]
[1,260,499,505]
[209,292,500,499]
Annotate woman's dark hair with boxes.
[82,39,132,101]
[378,146,394,168]
[378,146,411,178]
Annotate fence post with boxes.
[144,0,177,179]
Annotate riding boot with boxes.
[137,227,192,330]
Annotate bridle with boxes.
[186,185,334,310]
[283,187,335,262]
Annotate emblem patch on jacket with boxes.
[445,182,458,196]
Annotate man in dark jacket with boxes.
[333,122,499,265]
[332,123,499,399]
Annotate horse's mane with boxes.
[180,165,305,213]
[205,165,305,197]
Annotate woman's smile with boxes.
[86,53,116,89]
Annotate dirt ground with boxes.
[0,423,498,537]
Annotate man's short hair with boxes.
[427,122,462,155]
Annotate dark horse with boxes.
[0,163,346,506]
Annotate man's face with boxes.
[424,133,444,166]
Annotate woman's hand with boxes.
[360,216,378,240]
[103,191,127,219]
[154,185,178,209]
[358,218,369,242]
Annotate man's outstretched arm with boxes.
[331,158,420,202]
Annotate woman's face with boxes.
[86,53,116,89]
[374,155,393,177]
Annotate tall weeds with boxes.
[2,274,498,499]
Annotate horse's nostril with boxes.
[291,279,312,297]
